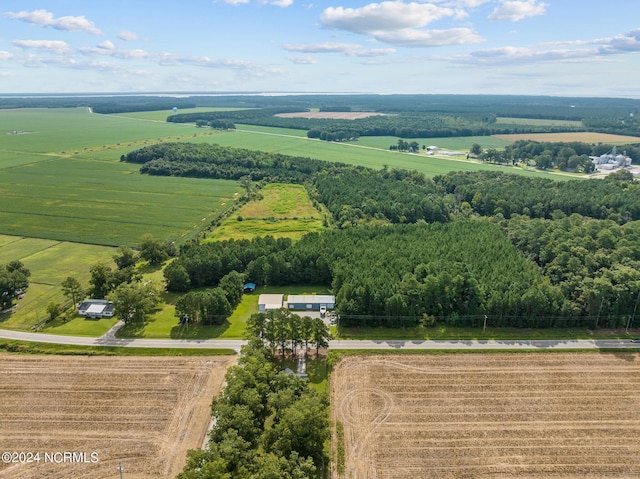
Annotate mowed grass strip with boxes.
[0,157,241,245]
[208,183,325,241]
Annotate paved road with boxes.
[1,327,639,352]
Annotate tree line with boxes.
[178,339,329,479]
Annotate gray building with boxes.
[286,294,335,311]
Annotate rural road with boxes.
[1,327,639,352]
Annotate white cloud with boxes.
[283,42,363,54]
[220,0,251,4]
[449,28,640,66]
[265,0,294,6]
[117,31,141,41]
[97,41,115,50]
[0,51,14,60]
[488,0,547,22]
[289,55,318,64]
[79,44,151,59]
[354,48,397,57]
[321,2,456,34]
[374,27,482,46]
[320,1,483,47]
[12,40,72,55]
[5,9,102,35]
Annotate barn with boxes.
[258,294,284,312]
[286,295,335,311]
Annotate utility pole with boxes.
[117,462,124,479]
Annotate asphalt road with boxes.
[1,327,639,352]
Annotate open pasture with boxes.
[0,354,234,479]
[208,183,325,241]
[332,353,640,478]
[494,131,640,144]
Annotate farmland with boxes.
[332,353,640,478]
[493,131,640,144]
[207,183,326,241]
[0,354,235,479]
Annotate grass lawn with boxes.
[335,324,640,341]
[42,315,118,336]
[0,339,236,356]
[118,284,331,340]
[207,183,326,241]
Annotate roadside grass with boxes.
[42,315,118,337]
[335,324,640,341]
[0,339,236,356]
[207,183,326,241]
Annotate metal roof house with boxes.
[78,299,114,319]
[286,295,335,311]
[258,294,284,312]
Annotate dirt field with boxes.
[493,132,640,143]
[331,353,640,478]
[275,111,386,120]
[0,354,235,479]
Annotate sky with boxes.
[1,1,639,97]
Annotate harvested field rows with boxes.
[331,353,640,478]
[0,354,235,479]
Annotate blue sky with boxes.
[1,1,639,97]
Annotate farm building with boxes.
[286,295,335,311]
[78,299,114,319]
[258,294,284,312]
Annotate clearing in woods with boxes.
[331,353,640,478]
[206,183,325,241]
[0,354,235,479]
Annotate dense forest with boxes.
[122,140,640,328]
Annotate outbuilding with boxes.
[78,299,114,319]
[286,295,335,312]
[243,283,256,293]
[258,294,284,312]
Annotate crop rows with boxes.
[0,354,234,479]
[331,353,640,478]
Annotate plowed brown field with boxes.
[331,353,640,478]
[0,354,235,479]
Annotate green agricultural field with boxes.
[208,183,326,241]
[0,235,116,331]
[0,156,241,246]
[193,124,563,179]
